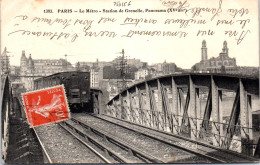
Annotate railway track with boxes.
[32,128,53,163]
[34,124,105,163]
[58,123,113,163]
[15,96,107,163]
[73,114,215,163]
[81,113,258,163]
[60,118,165,163]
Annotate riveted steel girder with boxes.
[171,77,179,134]
[189,76,201,139]
[240,79,253,156]
[211,76,223,147]
[106,73,259,154]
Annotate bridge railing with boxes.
[1,74,13,163]
[104,107,258,151]
[105,73,260,157]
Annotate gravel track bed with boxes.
[35,124,104,163]
[66,120,143,163]
[73,113,211,163]
[60,122,116,163]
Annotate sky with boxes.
[1,0,259,69]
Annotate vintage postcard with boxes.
[1,0,259,164]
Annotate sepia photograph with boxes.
[1,0,260,163]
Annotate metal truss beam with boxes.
[105,74,259,154]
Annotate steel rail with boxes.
[70,117,166,163]
[89,114,225,163]
[60,121,127,163]
[58,123,112,163]
[91,114,259,163]
[32,128,53,163]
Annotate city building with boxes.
[135,68,148,80]
[77,59,110,69]
[20,52,35,90]
[90,67,103,88]
[236,66,259,76]
[19,50,72,90]
[20,51,72,76]
[1,47,10,75]
[162,61,177,74]
[10,66,20,76]
[33,59,72,75]
[78,59,104,88]
[75,62,90,72]
[18,51,107,90]
[100,79,134,100]
[128,58,145,68]
[112,57,145,69]
[192,40,237,73]
[149,61,178,74]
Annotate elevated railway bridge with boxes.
[2,73,260,162]
[105,73,260,157]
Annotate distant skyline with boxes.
[4,39,259,69]
[1,0,259,69]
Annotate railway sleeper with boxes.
[16,139,29,146]
[70,118,165,163]
[58,123,115,163]
[61,122,129,163]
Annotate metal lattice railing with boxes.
[105,74,260,156]
[104,106,259,152]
